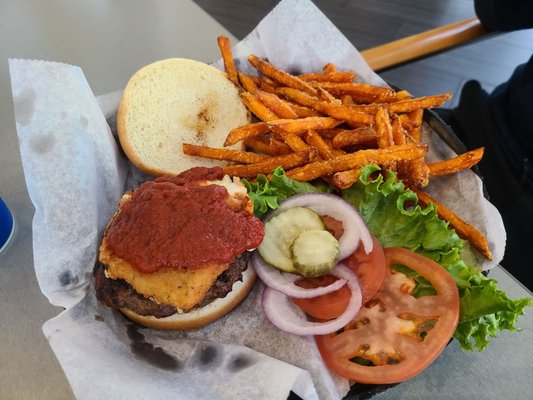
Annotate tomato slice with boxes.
[315,247,459,384]
[345,235,386,303]
[292,275,351,320]
[291,235,386,320]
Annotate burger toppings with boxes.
[258,194,373,278]
[105,167,264,273]
[260,263,363,336]
[252,251,347,299]
[250,190,461,382]
[269,193,374,259]
[96,166,265,320]
[258,206,339,276]
[252,193,377,335]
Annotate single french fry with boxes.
[408,109,424,126]
[391,114,410,179]
[345,94,450,117]
[331,127,377,148]
[255,90,299,119]
[407,109,424,142]
[331,168,362,189]
[401,158,430,188]
[312,82,396,103]
[397,113,414,131]
[341,94,353,105]
[389,93,452,113]
[257,76,279,94]
[277,87,374,127]
[223,148,318,178]
[248,54,318,96]
[267,116,343,136]
[286,102,321,118]
[322,137,346,157]
[427,147,484,177]
[314,99,375,127]
[403,131,417,143]
[374,106,396,171]
[397,113,411,124]
[346,103,382,115]
[409,126,422,143]
[391,113,413,182]
[391,114,407,146]
[182,143,268,164]
[225,122,270,146]
[217,36,240,87]
[243,136,289,156]
[298,71,356,83]
[304,130,335,160]
[286,143,428,181]
[395,90,413,100]
[242,136,273,155]
[240,92,279,122]
[322,63,337,73]
[375,106,394,148]
[269,137,293,155]
[238,72,259,93]
[414,188,493,260]
[276,87,318,107]
[318,128,344,140]
[283,133,311,152]
[317,87,339,103]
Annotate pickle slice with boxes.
[258,207,325,273]
[291,229,340,277]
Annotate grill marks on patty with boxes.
[94,252,251,318]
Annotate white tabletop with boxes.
[0,1,531,399]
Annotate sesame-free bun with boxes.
[117,58,250,176]
[119,266,256,331]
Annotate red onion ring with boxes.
[252,252,347,298]
[275,193,373,259]
[261,264,362,336]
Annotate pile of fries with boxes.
[182,36,491,260]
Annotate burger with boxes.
[94,166,264,330]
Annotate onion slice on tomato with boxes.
[252,252,347,298]
[274,193,373,259]
[261,264,362,336]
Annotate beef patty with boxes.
[94,252,251,318]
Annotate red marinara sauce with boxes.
[105,167,264,273]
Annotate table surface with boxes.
[0,1,531,399]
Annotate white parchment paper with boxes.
[9,1,505,399]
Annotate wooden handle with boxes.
[361,17,487,71]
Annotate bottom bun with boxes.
[120,265,257,330]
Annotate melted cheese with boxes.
[100,238,229,312]
[203,175,253,214]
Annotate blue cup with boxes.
[0,197,15,253]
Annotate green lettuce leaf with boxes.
[242,166,329,218]
[342,164,531,351]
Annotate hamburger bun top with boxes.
[117,58,250,176]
